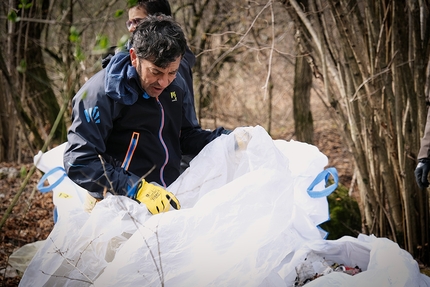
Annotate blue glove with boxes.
[415,158,430,189]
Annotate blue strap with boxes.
[307,167,339,198]
[37,166,67,193]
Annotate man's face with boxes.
[130,48,181,98]
[127,7,148,33]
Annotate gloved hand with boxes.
[232,127,253,151]
[415,158,430,189]
[129,180,180,214]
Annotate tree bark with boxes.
[293,30,313,143]
[286,0,430,262]
[12,0,66,151]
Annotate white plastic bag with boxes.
[20,126,335,286]
[33,142,87,222]
[8,240,45,273]
[94,169,314,286]
[19,195,149,287]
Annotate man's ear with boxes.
[130,48,137,67]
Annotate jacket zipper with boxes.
[156,97,169,187]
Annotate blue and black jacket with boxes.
[64,51,227,199]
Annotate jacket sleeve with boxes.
[418,107,430,159]
[179,47,196,96]
[176,48,230,154]
[178,79,229,155]
[63,71,138,199]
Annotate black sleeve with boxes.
[176,50,229,154]
[177,78,229,155]
[63,71,137,199]
[101,46,117,68]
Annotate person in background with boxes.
[415,109,430,189]
[102,0,229,172]
[126,0,196,97]
[64,15,229,215]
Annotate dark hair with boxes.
[130,14,186,68]
[130,0,172,16]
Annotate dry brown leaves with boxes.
[0,164,54,286]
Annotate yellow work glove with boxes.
[133,180,181,214]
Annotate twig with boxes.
[74,233,104,269]
[115,197,164,286]
[98,155,116,194]
[155,227,164,286]
[175,174,223,196]
[46,237,95,284]
[206,0,273,75]
[261,1,275,100]
[348,169,356,197]
[39,271,92,284]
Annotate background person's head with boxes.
[127,0,172,32]
[129,14,186,97]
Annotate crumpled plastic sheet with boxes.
[20,125,429,286]
[263,234,430,287]
[20,126,329,286]
[33,141,88,223]
[8,240,46,273]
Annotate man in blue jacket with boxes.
[102,0,227,173]
[64,15,228,214]
[126,0,201,173]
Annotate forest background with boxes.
[1,0,430,284]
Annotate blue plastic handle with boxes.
[307,167,339,198]
[37,166,67,193]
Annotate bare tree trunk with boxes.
[12,0,66,151]
[0,47,36,162]
[293,30,313,144]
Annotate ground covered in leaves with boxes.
[0,162,55,286]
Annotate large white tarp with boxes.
[19,126,429,287]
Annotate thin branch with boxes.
[74,233,104,269]
[261,1,275,100]
[196,44,295,58]
[206,0,273,75]
[155,226,164,286]
[115,197,164,285]
[350,54,414,102]
[349,66,391,102]
[289,0,342,90]
[39,271,92,284]
[98,155,116,194]
[45,236,95,284]
[374,2,391,71]
[0,16,116,26]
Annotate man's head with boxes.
[129,14,186,98]
[127,0,172,32]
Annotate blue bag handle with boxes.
[307,167,338,198]
[37,166,67,193]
